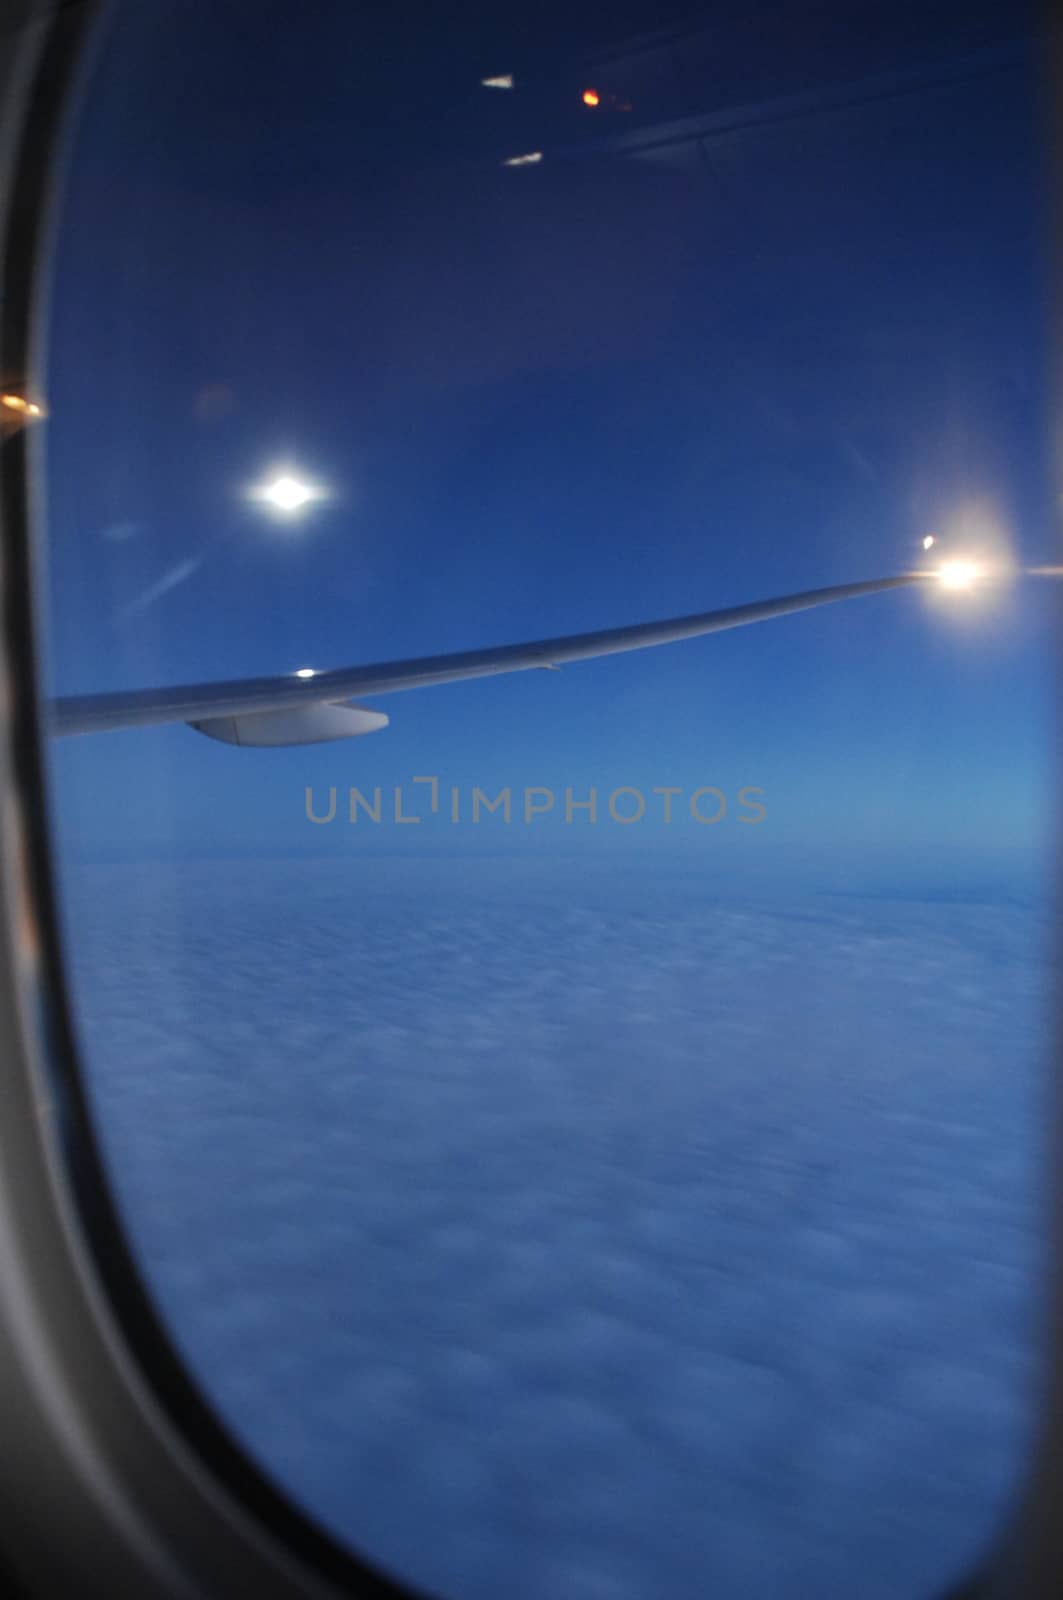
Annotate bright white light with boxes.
[922,535,935,551]
[937,558,982,590]
[248,470,326,518]
[262,476,313,511]
[294,667,316,679]
[503,151,543,167]
[482,73,514,89]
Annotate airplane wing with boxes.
[47,573,924,747]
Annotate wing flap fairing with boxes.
[189,703,389,747]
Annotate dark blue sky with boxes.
[40,0,1050,889]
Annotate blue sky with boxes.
[39,0,1050,889]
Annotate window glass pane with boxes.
[37,3,1048,1596]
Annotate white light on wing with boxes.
[295,667,316,679]
[937,558,982,590]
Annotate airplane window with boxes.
[34,0,1048,1594]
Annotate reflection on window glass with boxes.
[39,2,1047,1595]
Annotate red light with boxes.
[582,88,600,107]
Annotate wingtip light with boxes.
[936,557,982,591]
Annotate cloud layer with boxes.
[58,857,1046,1598]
